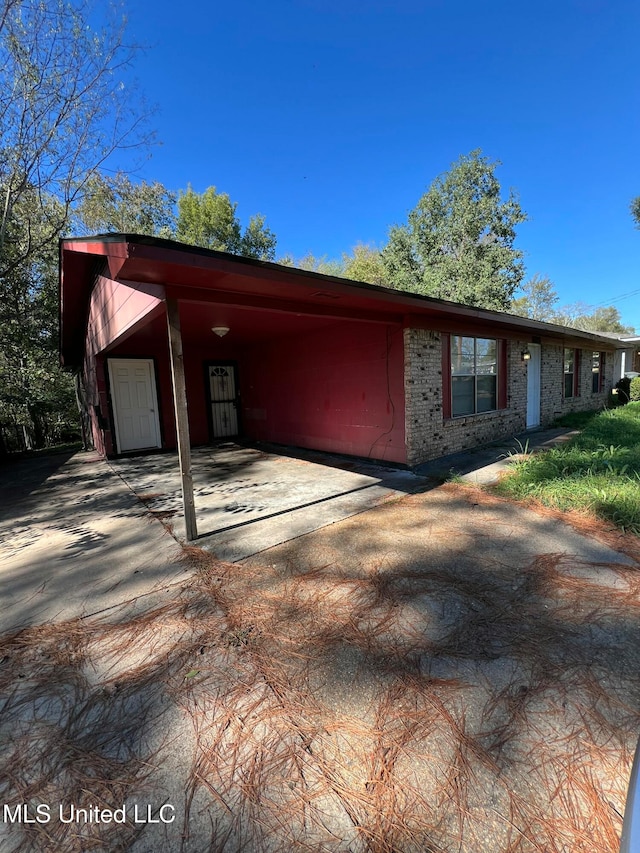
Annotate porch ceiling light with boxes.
[212,326,230,338]
[522,350,531,361]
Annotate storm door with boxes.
[208,364,239,438]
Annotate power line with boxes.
[594,287,640,307]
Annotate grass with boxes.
[550,410,600,430]
[494,403,640,533]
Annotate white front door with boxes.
[526,344,541,429]
[108,358,161,452]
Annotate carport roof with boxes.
[60,233,621,367]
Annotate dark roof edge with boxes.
[60,234,629,347]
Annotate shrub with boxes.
[615,376,631,403]
[631,376,640,402]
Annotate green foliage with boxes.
[631,196,640,229]
[382,150,528,310]
[342,243,387,286]
[549,302,634,332]
[550,411,599,429]
[615,377,631,404]
[495,404,640,533]
[511,274,559,321]
[176,186,276,260]
[511,278,635,333]
[241,213,278,261]
[277,252,344,276]
[0,209,78,450]
[631,377,640,402]
[277,243,387,285]
[74,173,176,237]
[0,0,152,451]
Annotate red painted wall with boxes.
[87,276,162,354]
[104,335,176,454]
[237,321,406,463]
[83,277,164,455]
[88,301,406,464]
[182,342,241,446]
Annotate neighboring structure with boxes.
[613,335,640,380]
[60,234,621,473]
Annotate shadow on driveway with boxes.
[110,443,432,561]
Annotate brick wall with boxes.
[541,344,614,421]
[404,330,614,467]
[404,329,528,465]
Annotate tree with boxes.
[549,301,634,333]
[73,172,176,237]
[382,150,528,310]
[511,274,559,321]
[0,194,77,450]
[0,0,152,450]
[241,213,278,261]
[512,281,636,333]
[0,0,153,279]
[631,196,640,228]
[342,244,387,286]
[176,186,277,260]
[276,245,386,283]
[278,252,342,276]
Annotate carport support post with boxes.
[166,298,198,541]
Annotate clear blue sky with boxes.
[122,0,640,330]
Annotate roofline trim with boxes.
[59,234,629,347]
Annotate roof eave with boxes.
[59,234,625,357]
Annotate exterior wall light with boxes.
[522,350,531,361]
[212,326,230,338]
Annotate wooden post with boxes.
[166,298,198,541]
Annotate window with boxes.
[451,336,498,416]
[564,348,578,398]
[592,351,605,394]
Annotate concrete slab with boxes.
[0,426,618,632]
[415,426,580,485]
[110,444,428,561]
[0,451,187,632]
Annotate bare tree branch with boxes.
[0,0,155,278]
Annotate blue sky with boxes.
[122,0,640,330]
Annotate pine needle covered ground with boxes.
[2,484,639,852]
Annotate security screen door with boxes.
[208,364,239,438]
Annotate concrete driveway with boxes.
[1,439,639,852]
[0,450,185,633]
[109,443,429,561]
[0,443,426,632]
[0,430,626,632]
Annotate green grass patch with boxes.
[494,403,640,533]
[550,410,599,430]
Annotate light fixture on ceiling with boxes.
[211,326,230,338]
[522,349,531,362]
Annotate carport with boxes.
[60,236,411,539]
